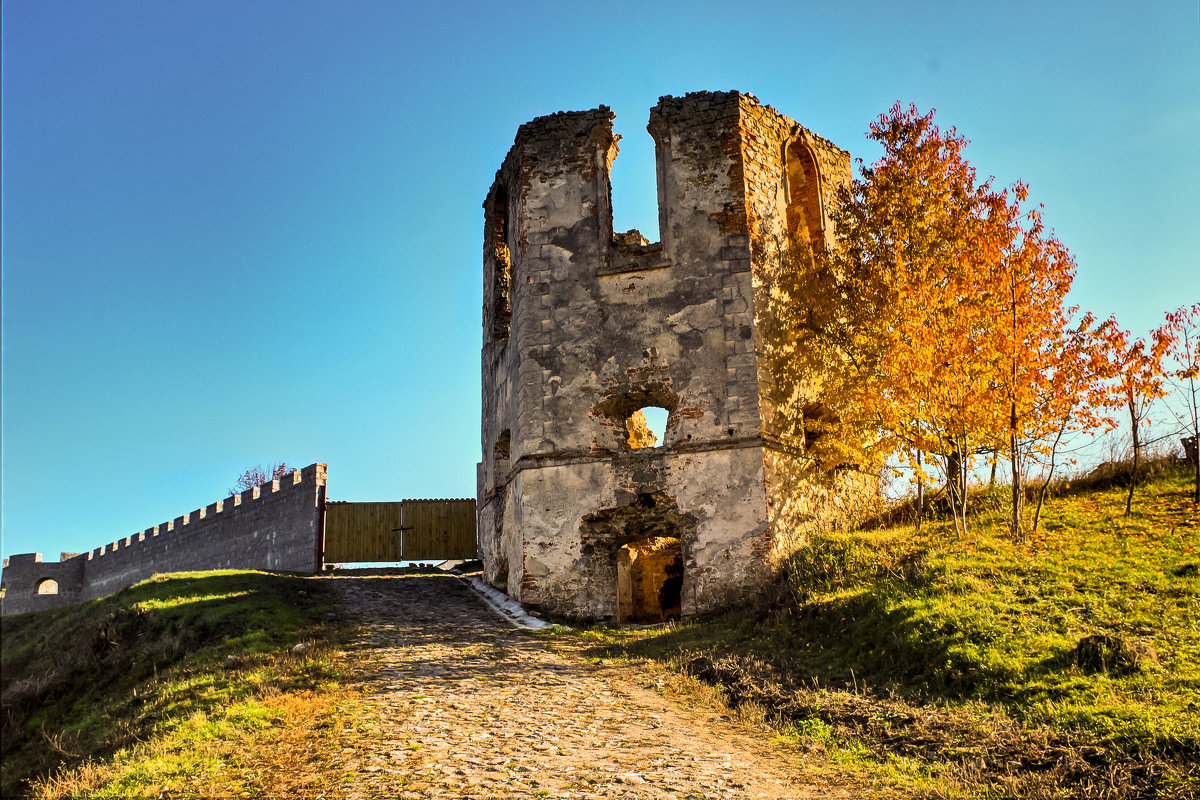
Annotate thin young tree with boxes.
[1021,313,1118,534]
[1157,302,1200,503]
[1103,322,1170,515]
[987,192,1117,537]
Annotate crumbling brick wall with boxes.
[478,91,860,621]
[1,463,327,616]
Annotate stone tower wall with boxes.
[478,91,854,620]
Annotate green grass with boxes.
[0,570,344,798]
[563,465,1200,798]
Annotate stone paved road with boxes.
[325,574,852,799]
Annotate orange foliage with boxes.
[818,103,1114,536]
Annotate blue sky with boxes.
[3,0,1198,563]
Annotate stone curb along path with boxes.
[462,575,556,630]
[324,573,853,799]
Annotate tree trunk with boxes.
[1125,396,1140,517]
[1190,376,1200,505]
[1032,420,1067,533]
[944,439,969,536]
[1010,403,1023,539]
[915,449,924,533]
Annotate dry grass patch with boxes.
[30,686,368,799]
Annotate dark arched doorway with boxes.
[617,536,682,623]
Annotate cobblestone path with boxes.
[326,573,850,799]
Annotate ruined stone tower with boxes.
[478,91,852,621]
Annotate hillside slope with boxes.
[1,570,342,797]
[579,465,1200,798]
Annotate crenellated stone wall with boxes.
[1,463,327,616]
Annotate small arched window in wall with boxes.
[627,406,669,449]
[492,428,512,490]
[493,428,511,460]
[490,187,512,340]
[801,402,838,465]
[783,138,825,254]
[36,578,59,595]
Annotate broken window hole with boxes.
[594,387,677,450]
[802,403,836,456]
[36,578,59,595]
[627,406,669,449]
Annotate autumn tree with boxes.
[232,462,292,495]
[1103,322,1170,515]
[1015,312,1117,534]
[809,103,1110,536]
[1157,302,1200,503]
[809,103,1011,535]
[987,190,1119,537]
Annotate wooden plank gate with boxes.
[323,499,476,563]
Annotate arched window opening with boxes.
[490,187,512,340]
[617,536,683,624]
[801,402,841,469]
[36,578,59,595]
[492,428,512,490]
[783,138,825,254]
[493,428,511,460]
[626,406,669,449]
[594,387,678,451]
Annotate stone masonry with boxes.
[1,463,327,615]
[477,91,855,621]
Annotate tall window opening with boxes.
[36,578,59,595]
[783,138,825,253]
[609,124,661,243]
[492,428,511,490]
[490,187,512,340]
[626,406,669,449]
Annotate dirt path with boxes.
[324,573,852,799]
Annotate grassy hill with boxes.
[571,462,1200,798]
[3,466,1196,799]
[0,570,345,798]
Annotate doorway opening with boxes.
[616,536,682,623]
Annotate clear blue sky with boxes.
[3,0,1198,563]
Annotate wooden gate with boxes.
[323,499,476,563]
